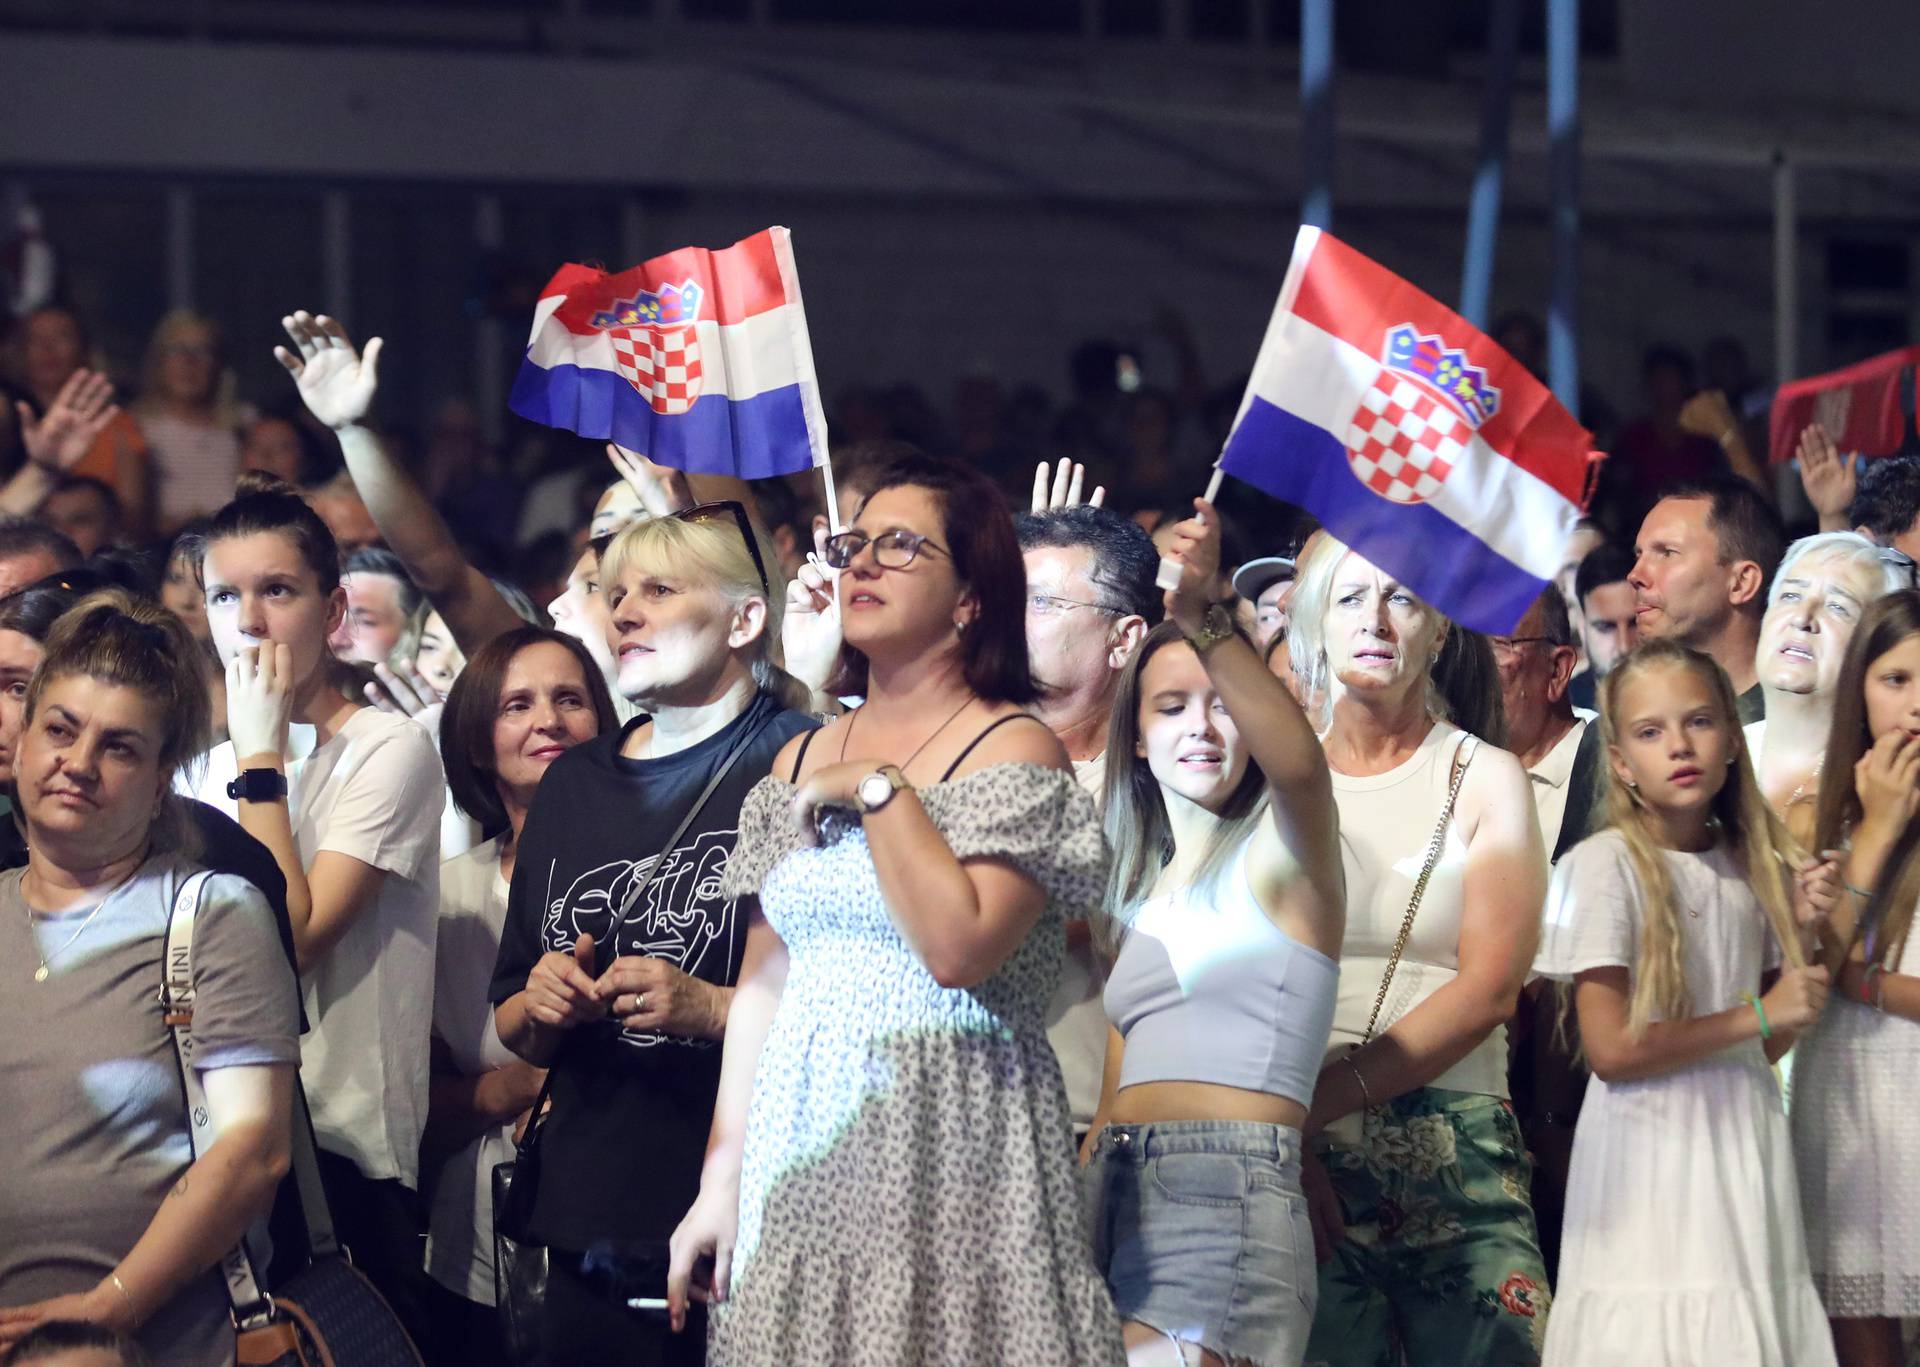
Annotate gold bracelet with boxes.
[109,1272,137,1323]
[1343,1052,1374,1110]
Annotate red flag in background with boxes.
[1770,344,1920,464]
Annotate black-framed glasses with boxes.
[589,500,772,600]
[1026,592,1122,619]
[822,527,950,571]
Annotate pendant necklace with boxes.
[24,862,143,982]
[27,898,109,982]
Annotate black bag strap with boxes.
[937,712,1044,783]
[514,702,780,1158]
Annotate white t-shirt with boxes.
[1047,751,1112,1130]
[1528,717,1591,858]
[191,708,445,1187]
[425,836,520,1305]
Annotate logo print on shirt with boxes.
[541,828,739,1049]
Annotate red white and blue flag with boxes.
[509,226,829,480]
[1218,227,1597,634]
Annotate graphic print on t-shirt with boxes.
[536,827,739,1049]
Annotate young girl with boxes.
[1538,638,1837,1366]
[1794,589,1920,1367]
[1081,500,1344,1367]
[183,475,447,1343]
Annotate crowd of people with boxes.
[0,283,1917,1367]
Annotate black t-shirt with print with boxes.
[489,690,815,1253]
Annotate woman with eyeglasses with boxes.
[489,507,814,1366]
[130,311,246,533]
[666,451,1124,1363]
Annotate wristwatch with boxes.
[855,764,911,815]
[1184,602,1236,655]
[226,768,288,804]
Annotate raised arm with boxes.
[275,311,523,654]
[1161,498,1342,926]
[2,368,120,516]
[1306,748,1545,1131]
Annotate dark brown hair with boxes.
[1814,590,1920,970]
[186,470,342,595]
[825,450,1037,704]
[439,626,619,833]
[23,589,213,853]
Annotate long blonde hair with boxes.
[1595,638,1806,1036]
[598,511,810,712]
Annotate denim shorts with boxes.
[1086,1119,1316,1366]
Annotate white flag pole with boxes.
[1154,466,1226,589]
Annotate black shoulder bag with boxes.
[493,706,776,1358]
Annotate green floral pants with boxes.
[1304,1088,1551,1367]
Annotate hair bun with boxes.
[235,469,302,501]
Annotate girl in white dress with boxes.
[1537,637,1839,1367]
[1795,589,1920,1367]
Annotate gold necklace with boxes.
[1785,757,1825,812]
[23,860,146,983]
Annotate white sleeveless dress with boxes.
[1536,831,1835,1366]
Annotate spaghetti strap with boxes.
[938,713,1044,783]
[789,726,821,783]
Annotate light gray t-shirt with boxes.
[0,853,300,1367]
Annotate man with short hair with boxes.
[1232,555,1296,650]
[40,476,121,558]
[1629,476,1786,722]
[1575,543,1639,681]
[0,517,79,599]
[1500,586,1607,1283]
[1014,503,1156,1138]
[1849,454,1920,565]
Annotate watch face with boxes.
[858,773,892,809]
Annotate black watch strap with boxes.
[226,768,288,803]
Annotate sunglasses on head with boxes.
[589,501,772,600]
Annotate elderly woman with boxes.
[1744,532,1907,818]
[0,592,299,1366]
[1286,537,1552,1366]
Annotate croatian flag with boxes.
[1218,227,1596,635]
[509,227,829,480]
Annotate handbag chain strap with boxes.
[1361,737,1474,1044]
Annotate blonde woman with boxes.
[1285,536,1550,1366]
[1796,590,1920,1367]
[131,311,246,532]
[1537,638,1838,1366]
[489,508,813,1365]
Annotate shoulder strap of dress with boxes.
[939,712,1045,782]
[789,725,821,782]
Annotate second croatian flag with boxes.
[1218,226,1597,635]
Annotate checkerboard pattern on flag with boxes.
[1216,226,1598,635]
[1347,370,1467,504]
[508,227,829,480]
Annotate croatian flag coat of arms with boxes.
[1218,227,1596,634]
[509,227,829,479]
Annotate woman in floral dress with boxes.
[667,452,1124,1364]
